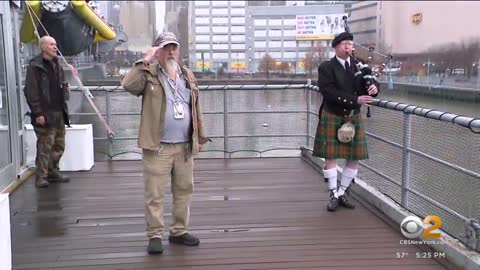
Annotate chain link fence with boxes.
[306,84,480,248]
[67,84,480,248]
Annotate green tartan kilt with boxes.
[312,109,368,160]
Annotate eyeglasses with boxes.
[340,41,354,46]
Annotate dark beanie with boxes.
[331,32,354,48]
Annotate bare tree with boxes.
[426,38,480,78]
[258,54,275,73]
[303,42,326,76]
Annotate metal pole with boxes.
[427,58,430,87]
[106,92,113,159]
[223,88,228,158]
[477,57,480,89]
[400,113,412,207]
[306,87,311,148]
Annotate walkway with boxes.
[10,158,450,269]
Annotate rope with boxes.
[25,3,115,138]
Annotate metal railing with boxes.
[67,84,480,250]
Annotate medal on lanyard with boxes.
[167,73,185,120]
[173,100,184,119]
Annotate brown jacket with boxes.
[121,60,209,155]
[23,55,70,127]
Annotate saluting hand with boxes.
[143,46,161,63]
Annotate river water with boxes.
[378,87,479,118]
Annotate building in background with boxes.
[106,1,123,27]
[246,4,345,74]
[347,1,380,51]
[189,0,247,73]
[165,1,190,66]
[189,0,347,74]
[116,1,156,53]
[247,1,286,6]
[348,1,480,56]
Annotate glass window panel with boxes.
[269,19,282,26]
[283,41,297,47]
[195,1,210,6]
[212,26,228,33]
[231,17,245,24]
[212,8,228,15]
[195,35,210,42]
[231,44,245,50]
[213,35,229,42]
[269,41,282,48]
[196,52,210,60]
[195,8,209,15]
[196,26,210,33]
[0,16,12,168]
[269,30,282,37]
[230,8,245,15]
[254,19,267,26]
[231,26,245,33]
[212,17,228,24]
[284,19,296,25]
[254,30,266,37]
[231,35,245,42]
[196,43,210,50]
[255,41,266,48]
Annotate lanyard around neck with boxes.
[160,67,181,101]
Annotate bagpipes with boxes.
[342,16,393,117]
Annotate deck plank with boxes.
[10,158,452,269]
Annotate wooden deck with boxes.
[10,158,452,270]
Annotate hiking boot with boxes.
[48,173,70,183]
[168,233,200,246]
[339,195,355,209]
[147,238,163,254]
[35,177,49,188]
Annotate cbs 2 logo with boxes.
[400,215,442,239]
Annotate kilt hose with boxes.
[312,109,368,160]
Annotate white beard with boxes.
[165,58,177,74]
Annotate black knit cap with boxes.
[331,32,353,48]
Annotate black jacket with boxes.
[23,55,70,127]
[317,56,379,117]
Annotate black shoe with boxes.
[35,177,49,188]
[147,238,163,254]
[169,233,200,246]
[48,173,70,183]
[338,195,355,209]
[327,196,339,211]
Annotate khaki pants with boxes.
[142,143,194,239]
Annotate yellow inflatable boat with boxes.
[20,0,117,55]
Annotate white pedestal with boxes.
[0,194,11,270]
[24,124,94,171]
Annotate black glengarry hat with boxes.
[331,32,353,48]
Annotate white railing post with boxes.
[401,112,413,207]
